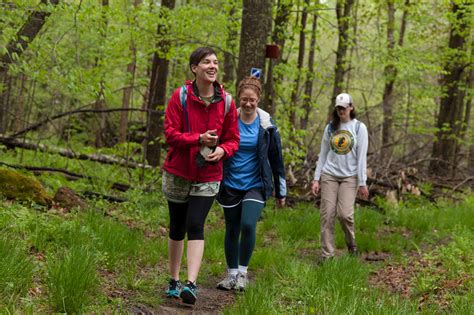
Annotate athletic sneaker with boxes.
[235,272,248,291]
[180,280,198,305]
[217,273,237,291]
[165,279,182,298]
[348,245,359,256]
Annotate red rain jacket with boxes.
[162,80,240,182]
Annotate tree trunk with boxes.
[430,1,471,176]
[301,2,319,130]
[329,0,355,119]
[144,0,176,167]
[237,0,273,91]
[381,0,396,161]
[94,0,110,148]
[381,0,409,162]
[119,0,141,143]
[0,0,60,133]
[289,0,308,127]
[223,1,238,86]
[263,0,292,115]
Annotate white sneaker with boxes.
[216,273,237,291]
[235,272,248,291]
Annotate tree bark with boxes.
[144,0,176,167]
[381,0,409,162]
[289,0,308,127]
[223,1,238,86]
[94,0,110,148]
[237,0,273,91]
[301,2,319,130]
[264,0,292,115]
[119,0,141,143]
[329,0,355,119]
[430,1,471,176]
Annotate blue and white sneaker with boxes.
[180,280,198,305]
[165,279,182,298]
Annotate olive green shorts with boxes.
[162,170,220,203]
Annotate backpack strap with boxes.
[180,85,190,133]
[355,120,361,135]
[327,121,334,138]
[180,85,232,132]
[224,92,232,116]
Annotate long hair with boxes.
[331,106,357,131]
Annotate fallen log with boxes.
[0,136,152,169]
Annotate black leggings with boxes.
[168,196,215,241]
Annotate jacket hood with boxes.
[237,107,273,129]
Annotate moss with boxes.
[0,168,52,206]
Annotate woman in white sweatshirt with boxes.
[311,93,369,261]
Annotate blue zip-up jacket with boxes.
[223,108,287,200]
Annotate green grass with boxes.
[46,245,97,313]
[1,147,473,312]
[0,236,34,307]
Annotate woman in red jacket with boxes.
[162,47,239,305]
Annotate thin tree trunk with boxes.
[381,0,409,162]
[144,0,176,167]
[223,1,238,86]
[329,0,355,119]
[13,74,27,132]
[94,0,109,148]
[264,0,292,116]
[119,0,141,143]
[430,1,471,176]
[289,0,308,127]
[301,3,319,130]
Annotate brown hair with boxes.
[331,106,357,130]
[189,47,217,75]
[237,76,262,99]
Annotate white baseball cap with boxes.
[335,93,353,108]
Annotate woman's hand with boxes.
[206,146,225,162]
[311,180,320,195]
[200,129,218,147]
[358,186,369,199]
[276,198,286,207]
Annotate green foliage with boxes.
[46,246,98,313]
[0,236,34,306]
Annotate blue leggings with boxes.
[223,200,264,268]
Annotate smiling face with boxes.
[191,54,218,84]
[336,105,353,122]
[239,88,259,117]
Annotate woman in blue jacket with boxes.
[216,76,286,291]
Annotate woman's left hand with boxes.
[206,146,225,162]
[277,198,286,207]
[358,186,369,199]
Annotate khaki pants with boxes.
[320,173,358,258]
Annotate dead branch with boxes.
[9,107,161,138]
[0,136,152,169]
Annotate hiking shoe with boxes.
[348,245,359,256]
[316,256,333,266]
[165,279,182,298]
[180,280,198,305]
[235,272,248,291]
[217,273,237,291]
